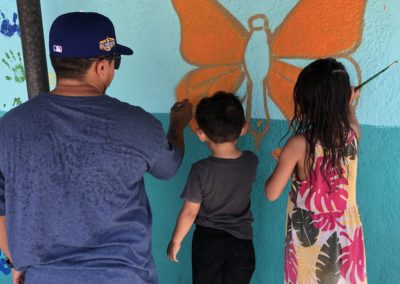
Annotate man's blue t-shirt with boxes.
[0,93,182,284]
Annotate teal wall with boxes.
[1,0,400,283]
[147,116,400,283]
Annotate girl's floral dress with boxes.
[284,130,367,284]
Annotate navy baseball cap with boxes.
[49,12,133,58]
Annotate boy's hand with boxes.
[170,99,193,131]
[167,240,181,263]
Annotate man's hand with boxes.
[170,99,193,131]
[167,240,181,263]
[167,100,193,154]
[12,269,24,284]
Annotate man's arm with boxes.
[148,100,192,180]
[167,100,193,156]
[0,171,9,259]
[0,216,24,284]
[0,216,10,260]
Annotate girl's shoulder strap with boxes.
[348,126,359,146]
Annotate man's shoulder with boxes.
[110,97,161,131]
[0,96,41,125]
[108,96,149,116]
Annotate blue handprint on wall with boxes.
[0,11,20,37]
[0,255,11,275]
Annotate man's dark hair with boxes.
[50,56,115,80]
[50,56,95,80]
[195,91,245,143]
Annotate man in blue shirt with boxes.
[0,12,192,284]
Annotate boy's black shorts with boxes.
[192,225,255,284]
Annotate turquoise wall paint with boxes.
[147,116,400,283]
[1,0,400,283]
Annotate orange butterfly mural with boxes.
[172,0,366,148]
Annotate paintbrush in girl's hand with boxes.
[354,60,398,91]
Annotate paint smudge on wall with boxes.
[2,50,25,83]
[173,0,366,147]
[12,97,22,106]
[49,71,57,88]
[2,97,24,109]
[0,11,20,37]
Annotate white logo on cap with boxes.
[53,45,63,53]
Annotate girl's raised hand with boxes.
[351,87,361,103]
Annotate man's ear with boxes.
[95,59,106,76]
[240,122,248,136]
[196,128,207,142]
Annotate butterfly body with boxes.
[243,14,273,145]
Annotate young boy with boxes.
[167,91,258,284]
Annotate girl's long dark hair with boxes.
[290,58,352,179]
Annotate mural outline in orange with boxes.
[172,0,366,148]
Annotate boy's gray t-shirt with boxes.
[181,151,258,240]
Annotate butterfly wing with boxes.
[267,60,302,119]
[271,0,366,58]
[176,65,245,129]
[173,0,249,128]
[268,0,365,120]
[172,0,248,66]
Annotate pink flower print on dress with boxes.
[284,241,297,283]
[340,227,366,284]
[311,211,345,231]
[298,157,348,212]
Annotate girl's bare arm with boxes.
[265,135,306,201]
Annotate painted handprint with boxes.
[13,97,22,106]
[49,71,57,88]
[2,50,25,83]
[0,11,20,37]
[0,255,11,275]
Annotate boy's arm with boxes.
[167,201,200,262]
[349,89,361,140]
[265,136,304,201]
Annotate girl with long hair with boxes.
[265,58,367,283]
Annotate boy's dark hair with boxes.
[50,56,114,80]
[195,91,245,143]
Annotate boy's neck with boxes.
[207,141,242,159]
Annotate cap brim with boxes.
[114,43,133,55]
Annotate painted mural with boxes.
[0,10,20,38]
[173,0,366,147]
[0,9,24,110]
